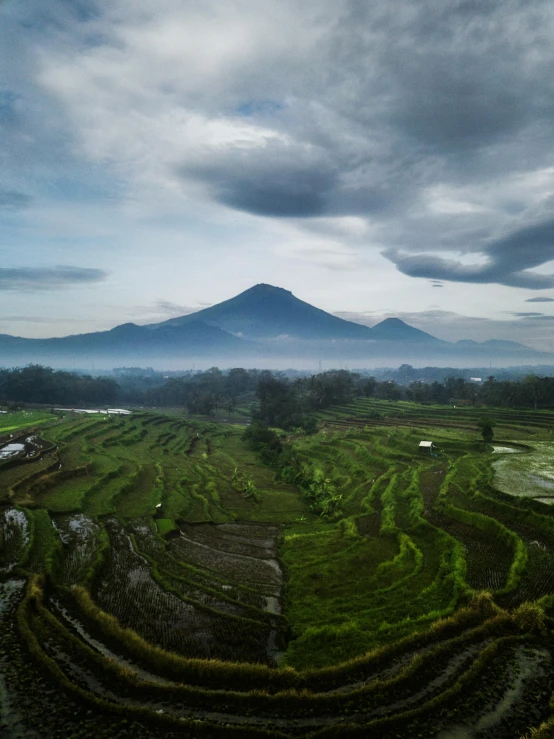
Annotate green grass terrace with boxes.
[2,402,554,737]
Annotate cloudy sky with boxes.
[2,0,554,350]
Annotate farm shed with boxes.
[419,440,434,453]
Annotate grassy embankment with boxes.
[3,402,554,736]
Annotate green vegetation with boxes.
[478,415,497,443]
[3,398,554,737]
[0,365,118,405]
[0,409,56,433]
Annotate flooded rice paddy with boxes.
[493,442,554,501]
[0,435,49,461]
[0,508,29,574]
[0,443,25,460]
[94,518,285,664]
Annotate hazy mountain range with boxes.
[0,284,551,370]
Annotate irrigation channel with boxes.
[3,404,554,737]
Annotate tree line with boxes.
[0,365,119,406]
[3,364,554,418]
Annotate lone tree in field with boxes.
[477,416,496,443]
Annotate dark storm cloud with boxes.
[302,1,554,289]
[487,221,554,272]
[526,297,554,302]
[328,0,554,152]
[4,0,554,295]
[181,141,337,218]
[218,170,332,218]
[385,251,554,289]
[0,266,108,291]
[386,219,554,289]
[168,0,554,284]
[387,45,536,153]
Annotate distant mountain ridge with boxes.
[0,319,250,367]
[0,283,550,369]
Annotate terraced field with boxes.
[2,404,554,737]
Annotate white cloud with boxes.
[3,0,554,343]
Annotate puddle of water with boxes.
[264,596,281,615]
[529,475,554,490]
[491,446,522,454]
[493,442,554,500]
[51,518,67,543]
[534,497,554,505]
[267,629,285,666]
[0,435,47,461]
[0,443,25,460]
[0,509,29,574]
[0,578,26,618]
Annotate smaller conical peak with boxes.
[246,283,292,295]
[377,318,408,326]
[110,322,139,332]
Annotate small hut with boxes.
[418,440,434,453]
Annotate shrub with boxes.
[511,602,546,633]
[469,590,502,618]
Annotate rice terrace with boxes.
[5,400,554,737]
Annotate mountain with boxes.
[0,320,250,367]
[148,284,374,340]
[370,318,442,344]
[0,283,551,369]
[452,338,543,358]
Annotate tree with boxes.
[477,416,496,443]
[376,380,402,400]
[359,376,376,398]
[1,365,119,405]
[523,374,540,410]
